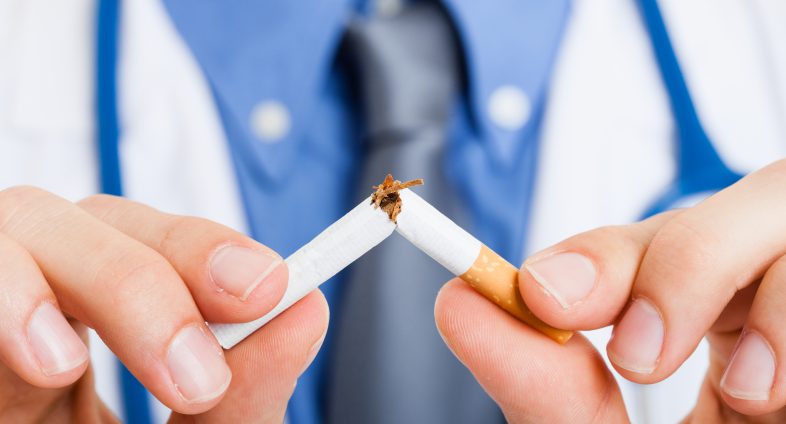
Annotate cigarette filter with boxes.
[396,189,573,344]
[208,197,396,349]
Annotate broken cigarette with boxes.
[208,197,396,348]
[208,175,572,349]
[395,189,573,344]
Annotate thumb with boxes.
[169,290,329,424]
[435,279,628,423]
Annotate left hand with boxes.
[0,191,328,423]
[435,159,786,422]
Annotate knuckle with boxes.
[647,218,717,276]
[157,215,207,256]
[0,185,50,210]
[77,194,122,212]
[587,225,622,240]
[0,185,48,201]
[588,225,630,245]
[77,194,139,226]
[754,158,786,187]
[77,194,131,222]
[93,253,178,303]
[766,158,786,177]
[0,185,53,230]
[157,215,240,263]
[580,225,644,254]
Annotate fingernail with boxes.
[27,302,89,376]
[167,325,231,404]
[525,252,597,309]
[607,298,663,374]
[721,331,775,401]
[210,245,283,301]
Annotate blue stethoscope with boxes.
[636,0,743,217]
[94,0,741,422]
[95,1,151,423]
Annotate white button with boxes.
[487,85,531,131]
[376,0,403,17]
[250,101,291,142]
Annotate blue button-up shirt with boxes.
[161,1,570,422]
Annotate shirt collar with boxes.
[442,0,572,167]
[162,0,355,181]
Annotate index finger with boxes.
[609,160,786,383]
[77,195,288,323]
[519,211,677,331]
[0,187,230,414]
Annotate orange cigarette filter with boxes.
[374,175,573,344]
[461,245,572,344]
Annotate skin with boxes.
[0,188,328,423]
[5,159,786,422]
[435,160,786,423]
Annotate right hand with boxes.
[435,160,786,423]
[0,186,329,422]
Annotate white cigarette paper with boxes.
[208,197,395,349]
[209,184,571,349]
[396,189,572,344]
[395,189,480,275]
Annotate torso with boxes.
[1,0,784,422]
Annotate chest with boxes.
[1,1,785,422]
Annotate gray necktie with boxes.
[327,3,503,423]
